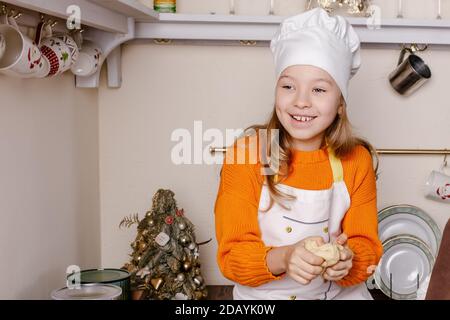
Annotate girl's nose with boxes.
[294,90,312,108]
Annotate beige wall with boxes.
[0,73,100,299]
[98,42,450,286]
[1,11,449,297]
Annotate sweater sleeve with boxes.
[214,142,283,287]
[336,146,383,287]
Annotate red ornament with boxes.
[176,209,184,217]
[165,216,174,225]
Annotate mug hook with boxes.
[398,45,413,66]
[439,151,448,172]
[410,43,428,53]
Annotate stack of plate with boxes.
[367,204,442,300]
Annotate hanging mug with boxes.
[425,157,450,202]
[36,21,79,77]
[0,15,44,78]
[389,45,431,96]
[70,40,103,77]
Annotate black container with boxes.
[67,268,131,300]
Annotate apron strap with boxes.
[271,145,343,184]
[327,146,344,182]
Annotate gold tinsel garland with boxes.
[309,0,371,15]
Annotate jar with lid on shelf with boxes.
[154,0,176,13]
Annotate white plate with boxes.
[378,204,441,256]
[374,234,435,300]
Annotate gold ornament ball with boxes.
[194,291,203,300]
[148,219,155,227]
[188,243,196,250]
[179,236,188,245]
[178,222,186,230]
[193,275,203,286]
[182,261,192,271]
[176,273,185,282]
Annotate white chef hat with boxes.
[270,8,361,103]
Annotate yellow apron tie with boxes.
[327,146,344,182]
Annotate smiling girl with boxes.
[214,8,383,300]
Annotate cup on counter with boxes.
[234,0,272,15]
[425,169,450,202]
[70,40,103,77]
[0,15,44,78]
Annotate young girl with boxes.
[214,8,383,300]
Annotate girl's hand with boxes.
[284,236,326,285]
[323,233,354,282]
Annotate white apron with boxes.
[233,146,372,300]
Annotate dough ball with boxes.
[304,240,343,267]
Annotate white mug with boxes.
[425,169,450,202]
[36,22,79,77]
[70,40,103,77]
[0,15,44,78]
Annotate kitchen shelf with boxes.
[3,0,450,88]
[138,13,450,44]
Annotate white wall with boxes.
[0,73,100,299]
[98,42,450,286]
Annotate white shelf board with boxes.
[89,0,159,21]
[2,0,130,33]
[134,13,450,45]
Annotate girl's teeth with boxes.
[292,115,315,122]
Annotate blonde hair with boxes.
[232,100,379,212]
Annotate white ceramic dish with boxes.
[374,234,435,300]
[378,204,441,256]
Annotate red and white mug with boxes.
[0,15,45,78]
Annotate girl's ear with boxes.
[338,97,345,115]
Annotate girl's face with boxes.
[275,65,343,151]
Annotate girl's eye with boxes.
[313,88,326,93]
[282,85,293,90]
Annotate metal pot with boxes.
[67,268,131,300]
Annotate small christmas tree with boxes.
[121,189,209,300]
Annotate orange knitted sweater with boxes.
[214,137,383,288]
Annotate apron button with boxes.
[285,226,292,233]
[289,295,296,300]
[323,227,328,233]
